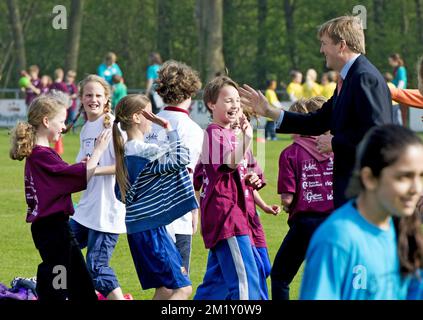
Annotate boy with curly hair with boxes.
[145,60,203,275]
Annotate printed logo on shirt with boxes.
[145,132,159,141]
[327,157,334,171]
[304,191,324,203]
[302,160,318,172]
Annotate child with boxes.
[273,96,334,300]
[144,60,203,275]
[302,69,322,98]
[49,68,69,94]
[67,75,127,300]
[24,65,41,107]
[286,70,303,102]
[300,124,423,299]
[111,74,127,111]
[264,79,281,141]
[193,76,262,300]
[39,75,52,95]
[9,94,111,301]
[113,94,196,300]
[65,70,78,126]
[320,72,337,100]
[49,68,69,155]
[192,109,280,300]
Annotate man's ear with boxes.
[339,40,348,52]
[360,167,378,191]
[42,116,49,128]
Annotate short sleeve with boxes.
[277,148,296,194]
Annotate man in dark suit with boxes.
[241,16,393,209]
[240,16,393,301]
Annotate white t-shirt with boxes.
[71,114,126,234]
[144,108,204,237]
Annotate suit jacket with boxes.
[277,55,393,208]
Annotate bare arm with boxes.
[146,79,154,96]
[281,192,294,213]
[94,165,116,176]
[86,130,112,181]
[253,190,280,215]
[227,114,253,170]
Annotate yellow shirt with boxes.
[321,82,337,99]
[302,82,322,98]
[265,89,280,107]
[286,82,303,100]
[387,82,397,105]
[265,89,280,120]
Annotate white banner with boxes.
[409,107,423,132]
[0,99,27,127]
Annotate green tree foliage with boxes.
[1,0,422,91]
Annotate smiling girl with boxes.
[67,75,128,300]
[10,94,111,301]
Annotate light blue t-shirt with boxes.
[300,200,408,300]
[146,64,161,80]
[97,63,123,85]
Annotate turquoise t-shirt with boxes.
[112,82,128,109]
[146,64,161,80]
[97,63,123,85]
[392,66,407,88]
[300,200,408,300]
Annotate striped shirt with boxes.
[115,130,199,234]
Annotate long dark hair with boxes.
[347,124,423,276]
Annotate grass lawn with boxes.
[0,127,300,300]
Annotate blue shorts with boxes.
[194,235,263,300]
[255,247,271,299]
[257,247,271,278]
[127,226,191,290]
[69,219,120,297]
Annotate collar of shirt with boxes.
[163,106,190,115]
[340,53,361,80]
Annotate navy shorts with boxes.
[127,226,191,290]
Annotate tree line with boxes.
[1,0,423,94]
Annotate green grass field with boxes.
[0,128,301,300]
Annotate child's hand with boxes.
[244,172,263,189]
[80,156,90,163]
[140,109,172,130]
[94,129,112,153]
[239,113,253,139]
[264,205,281,216]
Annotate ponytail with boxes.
[10,122,36,160]
[63,104,84,133]
[103,99,112,129]
[113,121,129,202]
